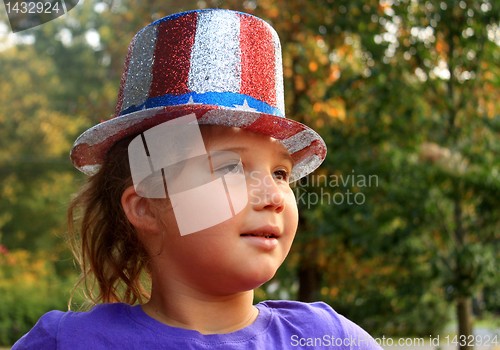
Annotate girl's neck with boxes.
[142,282,258,334]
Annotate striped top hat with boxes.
[70,9,326,181]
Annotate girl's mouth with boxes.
[240,233,278,239]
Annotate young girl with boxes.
[14,9,382,349]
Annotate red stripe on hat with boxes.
[290,139,327,162]
[149,13,198,97]
[239,15,277,107]
[245,116,303,140]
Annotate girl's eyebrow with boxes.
[213,146,294,167]
[277,150,295,167]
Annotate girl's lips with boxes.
[240,226,281,239]
[240,235,279,250]
[240,226,281,250]
[240,233,278,239]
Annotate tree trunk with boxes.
[457,297,474,350]
[297,261,321,302]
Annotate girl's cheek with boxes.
[285,186,298,205]
[284,189,299,221]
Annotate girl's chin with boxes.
[205,267,278,295]
[237,268,279,291]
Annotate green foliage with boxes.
[255,0,499,337]
[0,250,79,346]
[0,42,86,253]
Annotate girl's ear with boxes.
[121,186,161,233]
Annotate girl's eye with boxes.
[273,169,290,182]
[213,161,242,176]
[209,151,243,177]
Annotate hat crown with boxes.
[115,9,285,119]
[70,9,326,181]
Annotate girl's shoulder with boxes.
[256,300,383,350]
[12,303,133,350]
[258,299,337,315]
[257,299,349,325]
[12,309,63,350]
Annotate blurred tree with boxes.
[0,249,77,345]
[392,1,500,347]
[254,0,499,340]
[0,43,84,255]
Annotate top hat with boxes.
[70,9,326,182]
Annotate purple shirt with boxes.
[13,300,382,349]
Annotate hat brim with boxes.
[70,105,326,182]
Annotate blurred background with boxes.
[0,0,498,348]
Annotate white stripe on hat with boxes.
[271,28,285,115]
[198,109,260,127]
[291,154,323,182]
[281,129,318,154]
[121,24,158,111]
[188,11,241,93]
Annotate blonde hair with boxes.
[67,135,151,307]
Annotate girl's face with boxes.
[150,126,299,295]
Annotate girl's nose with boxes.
[248,172,285,213]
